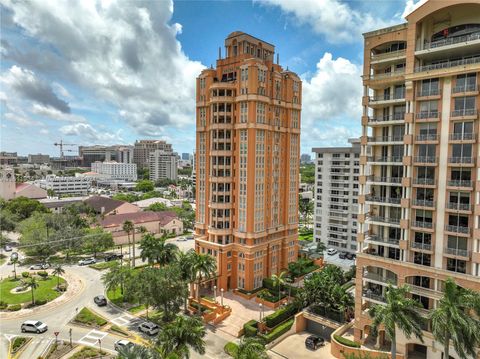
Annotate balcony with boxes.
[369,156,403,164]
[451,109,478,118]
[367,216,401,225]
[411,242,432,251]
[423,33,480,50]
[417,88,441,97]
[365,234,400,246]
[366,70,405,81]
[415,111,440,121]
[411,221,433,229]
[414,55,480,73]
[362,291,386,304]
[371,49,406,62]
[447,180,473,188]
[412,199,435,208]
[415,134,439,142]
[452,83,479,94]
[367,113,405,124]
[365,195,401,205]
[448,157,474,164]
[444,247,470,258]
[409,285,443,300]
[368,136,404,144]
[445,225,470,235]
[369,93,405,106]
[368,176,402,184]
[414,156,437,164]
[413,178,436,186]
[449,133,476,141]
[363,272,397,285]
[446,202,472,211]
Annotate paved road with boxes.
[0,236,230,358]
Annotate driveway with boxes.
[323,252,355,270]
[268,331,335,359]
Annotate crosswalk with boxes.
[110,314,135,327]
[78,329,108,347]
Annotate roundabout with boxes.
[0,275,66,307]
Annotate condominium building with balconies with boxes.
[312,139,361,254]
[195,32,301,291]
[357,1,480,358]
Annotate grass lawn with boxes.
[89,261,118,271]
[106,287,124,306]
[298,232,313,241]
[0,276,66,305]
[128,303,146,314]
[73,307,107,327]
[70,346,107,359]
[11,337,30,354]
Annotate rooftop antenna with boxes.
[276,53,279,65]
[218,47,222,60]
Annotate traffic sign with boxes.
[54,331,59,336]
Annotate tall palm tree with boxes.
[430,278,480,359]
[52,264,65,289]
[117,344,155,359]
[140,234,178,267]
[235,337,268,359]
[177,250,197,310]
[102,264,130,298]
[156,315,206,359]
[193,254,217,301]
[11,257,18,280]
[271,270,288,301]
[24,277,39,305]
[369,284,423,359]
[122,221,134,268]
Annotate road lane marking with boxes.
[110,314,134,327]
[78,329,108,346]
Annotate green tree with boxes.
[11,256,19,280]
[192,254,217,301]
[131,268,157,320]
[139,233,178,267]
[24,276,39,305]
[52,264,65,289]
[117,344,154,359]
[298,197,313,226]
[4,196,49,220]
[47,189,55,197]
[299,163,315,184]
[17,212,51,257]
[112,193,140,203]
[369,285,423,359]
[147,202,169,212]
[271,270,288,301]
[0,210,18,231]
[430,278,480,359]
[176,250,197,311]
[235,337,268,359]
[102,265,132,298]
[122,221,134,267]
[83,227,114,257]
[156,315,206,359]
[136,180,155,193]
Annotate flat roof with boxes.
[363,23,407,38]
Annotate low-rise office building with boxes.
[38,175,91,195]
[91,161,137,181]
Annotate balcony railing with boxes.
[369,93,405,102]
[368,136,404,143]
[413,178,435,186]
[367,216,401,225]
[411,242,432,251]
[412,199,435,208]
[415,134,439,141]
[363,272,398,284]
[366,235,400,246]
[446,202,471,211]
[422,33,480,50]
[367,70,405,80]
[417,88,440,97]
[452,83,478,94]
[369,156,403,163]
[451,109,477,117]
[414,156,437,163]
[449,133,476,141]
[371,49,406,61]
[368,113,405,123]
[444,247,470,257]
[448,157,474,164]
[362,291,386,303]
[411,220,433,229]
[447,180,473,187]
[416,111,439,120]
[445,225,470,234]
[415,55,480,73]
[368,176,402,184]
[365,195,401,204]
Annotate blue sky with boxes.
[0,0,421,157]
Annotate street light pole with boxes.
[220,288,224,306]
[259,303,263,321]
[213,285,217,303]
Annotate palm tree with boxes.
[140,233,178,267]
[430,278,480,359]
[52,264,65,289]
[177,250,197,311]
[156,315,206,359]
[11,257,18,280]
[369,284,423,359]
[24,277,39,305]
[102,264,130,298]
[235,337,268,359]
[193,254,217,301]
[122,221,134,268]
[271,270,288,301]
[117,344,155,359]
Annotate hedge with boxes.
[259,318,294,343]
[224,342,238,357]
[243,319,258,337]
[8,304,21,311]
[35,299,47,306]
[262,278,297,298]
[257,289,285,303]
[236,287,263,296]
[21,272,30,278]
[0,301,7,310]
[265,304,297,328]
[333,334,361,348]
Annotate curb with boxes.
[8,337,32,359]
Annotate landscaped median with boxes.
[72,307,108,328]
[9,336,31,356]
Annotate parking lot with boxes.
[269,331,335,359]
[323,251,355,270]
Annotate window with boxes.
[419,78,439,96]
[240,102,248,123]
[418,100,438,117]
[414,252,431,267]
[451,144,472,161]
[446,258,466,274]
[454,96,476,116]
[454,73,477,92]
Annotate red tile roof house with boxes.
[96,211,183,245]
[84,196,140,216]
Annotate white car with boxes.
[138,322,160,336]
[78,257,96,266]
[114,339,134,352]
[327,248,338,255]
[29,263,50,270]
[21,320,48,334]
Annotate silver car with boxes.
[21,320,48,334]
[78,257,96,266]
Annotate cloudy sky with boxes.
[0,0,425,156]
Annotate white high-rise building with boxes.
[38,175,91,195]
[312,139,361,254]
[149,150,177,181]
[91,161,137,181]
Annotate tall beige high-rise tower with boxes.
[356,1,480,358]
[195,32,301,291]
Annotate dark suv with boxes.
[104,253,123,262]
[305,335,325,350]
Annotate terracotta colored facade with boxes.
[195,32,301,292]
[357,1,480,358]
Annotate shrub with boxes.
[21,272,30,278]
[0,301,7,310]
[259,318,294,343]
[257,289,285,303]
[11,337,27,353]
[334,334,361,348]
[236,287,263,296]
[190,301,209,313]
[8,304,22,311]
[224,342,238,357]
[265,304,297,328]
[35,299,47,306]
[262,278,278,292]
[243,319,258,337]
[37,271,48,279]
[57,283,67,292]
[74,307,107,327]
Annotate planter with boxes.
[255,295,288,309]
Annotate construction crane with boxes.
[54,140,77,159]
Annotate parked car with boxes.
[339,252,347,259]
[114,339,134,352]
[94,295,107,306]
[186,236,194,240]
[4,245,12,252]
[346,252,355,260]
[138,322,160,336]
[29,263,50,270]
[78,257,96,266]
[305,335,325,350]
[21,320,48,334]
[104,253,123,262]
[327,248,338,255]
